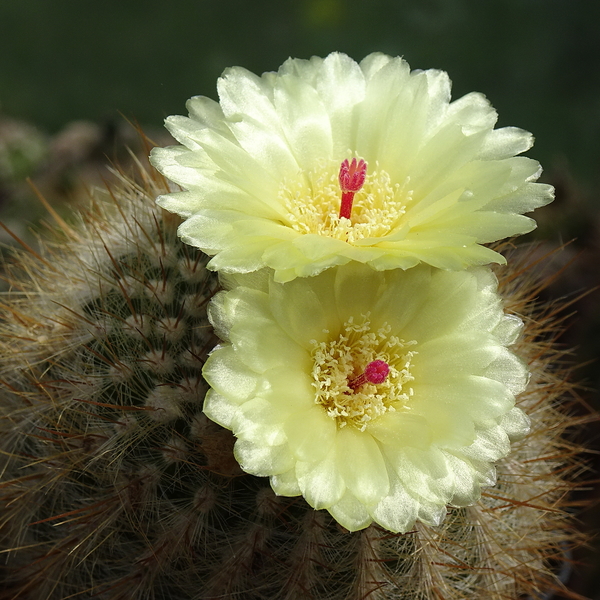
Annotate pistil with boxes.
[338,158,367,220]
[348,360,390,390]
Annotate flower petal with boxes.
[234,439,294,477]
[284,405,336,463]
[268,270,335,348]
[368,412,432,450]
[328,491,372,532]
[274,70,333,170]
[233,396,296,446]
[336,427,389,505]
[296,446,346,509]
[369,474,419,533]
[498,407,530,441]
[202,344,259,403]
[203,389,239,430]
[484,348,529,395]
[270,468,302,496]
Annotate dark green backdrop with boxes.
[1,0,599,183]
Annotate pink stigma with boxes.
[338,158,367,220]
[348,360,390,390]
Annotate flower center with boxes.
[310,314,416,430]
[280,159,411,244]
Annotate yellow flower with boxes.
[151,52,553,283]
[202,264,529,532]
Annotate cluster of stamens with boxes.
[311,315,416,430]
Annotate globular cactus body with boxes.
[0,157,586,599]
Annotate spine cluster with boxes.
[0,159,586,599]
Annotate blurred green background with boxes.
[0,0,599,183]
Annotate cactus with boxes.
[0,154,586,600]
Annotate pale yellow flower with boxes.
[151,52,552,283]
[202,264,529,532]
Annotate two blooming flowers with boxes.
[150,52,553,532]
